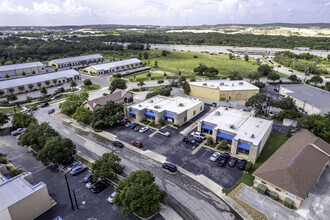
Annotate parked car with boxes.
[28,106,38,112]
[130,123,138,130]
[70,164,88,175]
[210,152,221,162]
[228,157,239,167]
[86,180,96,189]
[237,160,247,170]
[183,137,199,147]
[112,141,124,148]
[158,129,170,137]
[190,135,203,143]
[40,102,49,108]
[288,70,294,73]
[139,126,149,133]
[162,163,177,173]
[218,153,231,167]
[125,122,133,128]
[91,180,109,193]
[48,109,55,114]
[108,192,116,203]
[11,128,26,136]
[131,140,143,148]
[120,119,130,125]
[268,112,274,117]
[82,173,93,183]
[191,132,206,140]
[134,125,142,132]
[66,161,81,171]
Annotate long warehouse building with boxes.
[48,54,103,68]
[84,58,142,75]
[0,62,45,79]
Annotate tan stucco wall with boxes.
[8,185,53,220]
[84,62,142,75]
[0,208,11,220]
[254,177,303,209]
[186,102,204,121]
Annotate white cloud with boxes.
[0,0,30,15]
[32,1,61,15]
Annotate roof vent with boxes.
[239,82,244,85]
[154,105,160,109]
[149,100,153,103]
[178,103,184,107]
[215,111,220,116]
[230,124,235,129]
[210,85,214,87]
[251,134,255,138]
[220,82,225,85]
[202,83,207,86]
[232,83,234,87]
[138,104,142,107]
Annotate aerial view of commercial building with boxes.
[48,54,103,68]
[0,62,45,79]
[84,58,142,75]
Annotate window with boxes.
[200,106,203,111]
[275,188,281,192]
[184,116,187,122]
[193,110,196,116]
[261,181,267,185]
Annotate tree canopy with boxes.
[92,153,125,181]
[12,113,37,128]
[301,113,330,143]
[309,75,323,86]
[114,170,167,218]
[59,92,89,116]
[72,106,92,124]
[245,93,268,113]
[0,112,9,128]
[257,64,272,76]
[267,72,280,82]
[182,81,190,94]
[110,79,127,93]
[193,64,219,77]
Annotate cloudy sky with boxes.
[0,0,329,26]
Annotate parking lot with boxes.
[106,122,243,190]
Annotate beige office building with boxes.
[189,80,259,101]
[84,58,142,75]
[49,54,103,69]
[0,62,45,79]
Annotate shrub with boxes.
[173,124,180,128]
[0,157,7,164]
[245,161,253,172]
[206,137,214,146]
[140,87,147,91]
[132,88,140,92]
[158,118,166,126]
[157,80,164,84]
[190,78,196,82]
[193,55,198,58]
[257,184,267,195]
[270,191,278,200]
[140,118,150,125]
[218,141,229,150]
[284,197,293,208]
[9,169,23,177]
[253,81,266,88]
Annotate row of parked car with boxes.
[182,132,206,147]
[209,152,247,170]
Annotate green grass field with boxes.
[144,50,259,78]
[124,72,175,82]
[81,84,102,91]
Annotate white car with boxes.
[66,161,81,171]
[108,192,116,203]
[210,152,221,161]
[191,132,206,140]
[158,129,170,137]
[139,126,149,133]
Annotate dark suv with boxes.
[228,157,239,167]
[90,180,109,193]
[237,160,247,170]
[218,153,231,167]
[162,163,177,173]
[183,137,199,147]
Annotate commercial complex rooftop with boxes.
[0,69,79,90]
[85,89,130,109]
[51,54,103,64]
[199,107,273,146]
[90,58,141,71]
[254,129,330,199]
[0,62,44,72]
[189,80,259,91]
[280,84,330,114]
[129,95,203,114]
[0,172,46,211]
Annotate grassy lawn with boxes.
[144,50,259,78]
[73,154,93,169]
[81,84,102,92]
[0,107,23,113]
[125,72,167,82]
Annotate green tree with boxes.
[137,80,145,87]
[310,75,323,86]
[18,122,59,151]
[245,93,268,113]
[182,81,191,94]
[92,153,125,181]
[0,112,9,128]
[244,55,249,61]
[59,92,89,116]
[272,97,297,110]
[154,60,158,68]
[45,81,50,86]
[301,113,330,143]
[28,84,34,91]
[72,106,92,124]
[229,71,242,80]
[288,74,299,82]
[161,50,167,56]
[109,79,127,93]
[258,64,272,76]
[52,79,57,85]
[83,79,93,89]
[8,88,14,94]
[70,80,77,92]
[228,53,233,60]
[32,70,36,75]
[267,72,280,82]
[325,82,330,91]
[37,136,76,166]
[40,86,47,96]
[143,52,149,59]
[163,72,167,78]
[0,90,4,97]
[247,72,261,83]
[18,86,25,93]
[6,94,17,103]
[37,82,42,89]
[12,113,37,129]
[90,101,125,130]
[114,170,167,218]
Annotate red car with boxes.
[120,119,130,125]
[131,140,142,148]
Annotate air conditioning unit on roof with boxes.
[178,103,184,107]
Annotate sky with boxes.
[0,0,329,26]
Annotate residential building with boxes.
[84,58,142,75]
[198,107,273,162]
[279,84,330,115]
[84,89,133,111]
[0,165,55,220]
[126,95,204,126]
[48,54,103,69]
[0,69,80,96]
[189,80,259,101]
[253,129,330,209]
[0,62,45,79]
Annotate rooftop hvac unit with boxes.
[230,124,235,129]
[149,100,153,103]
[178,103,184,107]
[220,82,225,85]
[138,104,142,107]
[239,82,244,85]
[232,83,234,87]
[251,134,255,138]
[215,111,220,116]
[210,85,214,87]
[202,83,207,86]
[154,105,160,109]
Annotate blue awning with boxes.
[129,110,136,115]
[144,111,155,117]
[237,142,250,151]
[217,132,235,140]
[201,124,215,131]
[164,112,174,119]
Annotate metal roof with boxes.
[51,54,103,64]
[0,69,79,90]
[280,84,330,114]
[0,62,44,72]
[90,58,141,71]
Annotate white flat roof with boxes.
[0,172,46,211]
[129,95,203,114]
[200,107,273,145]
[90,58,141,71]
[0,62,44,72]
[51,54,103,64]
[189,80,259,91]
[0,69,79,90]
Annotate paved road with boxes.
[32,104,242,220]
